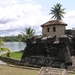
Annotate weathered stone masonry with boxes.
[21,34,75,68]
[21,20,75,68]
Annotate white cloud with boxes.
[0,0,19,6]
[24,0,35,3]
[64,10,75,29]
[1,0,75,36]
[0,0,50,36]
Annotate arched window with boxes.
[47,27,50,32]
[53,27,56,32]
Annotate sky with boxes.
[0,0,75,36]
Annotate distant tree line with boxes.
[0,27,35,42]
[0,34,24,42]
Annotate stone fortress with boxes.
[21,20,75,69]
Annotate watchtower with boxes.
[41,20,67,38]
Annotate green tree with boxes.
[21,27,35,41]
[49,3,65,20]
[0,38,11,57]
[17,34,23,42]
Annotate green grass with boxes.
[69,73,75,75]
[0,65,75,75]
[1,52,75,75]
[1,51,23,60]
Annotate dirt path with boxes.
[0,65,38,75]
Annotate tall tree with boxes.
[21,27,35,41]
[49,3,65,20]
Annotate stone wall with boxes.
[72,30,75,37]
[42,25,66,38]
[65,30,75,37]
[21,35,75,68]
[0,56,20,65]
[37,67,68,75]
[21,56,67,68]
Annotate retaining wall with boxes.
[0,56,21,65]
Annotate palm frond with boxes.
[0,47,11,53]
[21,27,35,41]
[49,3,65,20]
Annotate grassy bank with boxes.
[1,52,75,75]
[1,51,23,60]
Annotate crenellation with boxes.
[21,20,75,69]
[21,34,75,68]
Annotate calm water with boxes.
[0,42,26,64]
[4,42,26,52]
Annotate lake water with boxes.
[4,42,26,52]
[0,42,26,64]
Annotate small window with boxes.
[53,27,56,32]
[47,27,50,32]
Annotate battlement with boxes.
[21,34,75,68]
[26,35,74,45]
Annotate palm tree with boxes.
[0,38,11,57]
[49,3,65,20]
[21,27,35,41]
[0,38,4,47]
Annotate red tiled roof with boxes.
[41,20,67,27]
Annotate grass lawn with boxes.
[70,74,75,75]
[0,65,75,75]
[69,73,75,75]
[1,51,23,60]
[0,65,38,75]
[1,52,75,75]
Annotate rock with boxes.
[37,67,68,75]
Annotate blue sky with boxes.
[0,0,75,36]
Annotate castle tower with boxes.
[41,20,67,38]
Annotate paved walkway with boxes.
[0,60,7,65]
[0,52,7,65]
